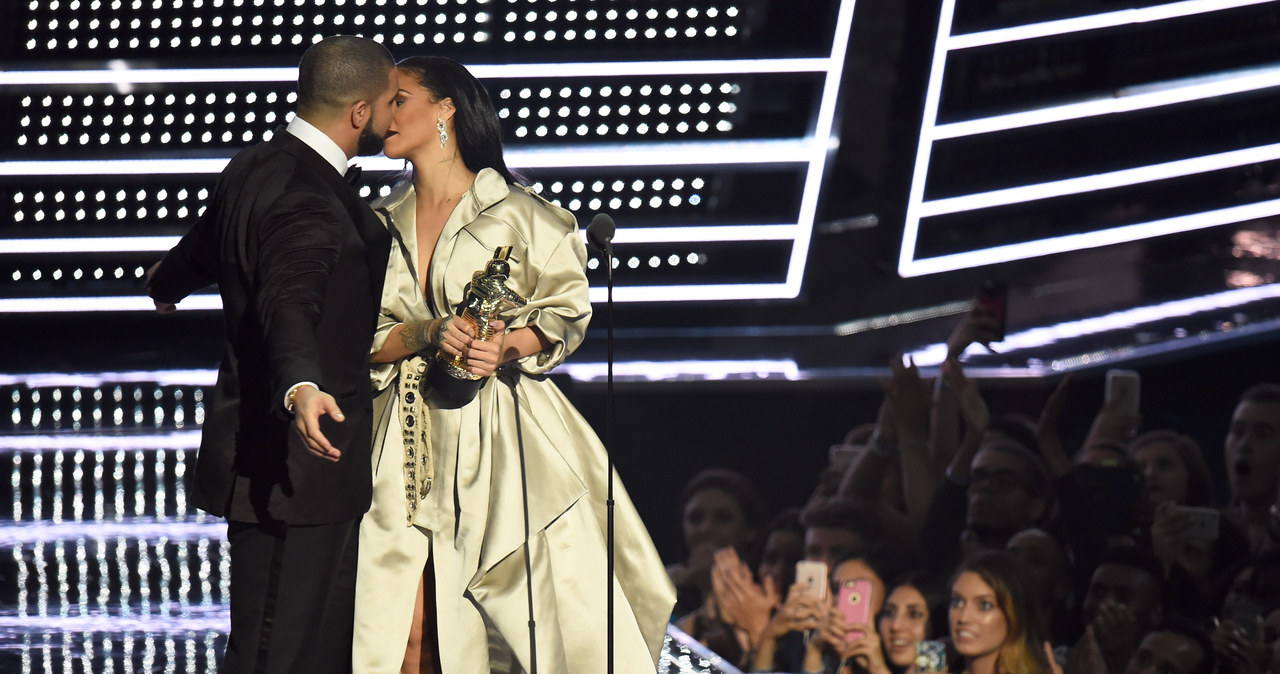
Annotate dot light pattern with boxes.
[531,174,708,215]
[4,384,206,433]
[9,88,293,155]
[6,182,213,231]
[5,74,763,156]
[497,80,742,142]
[10,0,745,61]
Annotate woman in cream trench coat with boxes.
[351,55,675,674]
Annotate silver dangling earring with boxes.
[436,118,448,149]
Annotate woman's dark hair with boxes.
[951,551,1053,673]
[395,55,526,186]
[883,570,949,640]
[1127,429,1215,507]
[677,468,768,557]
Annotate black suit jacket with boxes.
[149,129,390,525]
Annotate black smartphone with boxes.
[976,280,1007,342]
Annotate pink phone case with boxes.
[838,579,873,641]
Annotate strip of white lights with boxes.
[0,139,816,177]
[0,58,833,88]
[0,520,224,546]
[0,360,801,388]
[1,224,798,257]
[947,0,1273,50]
[0,432,203,451]
[931,64,1280,140]
[0,295,223,313]
[919,143,1280,217]
[907,282,1280,366]
[899,0,1280,278]
[907,197,1280,277]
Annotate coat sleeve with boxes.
[504,227,591,375]
[254,190,344,415]
[147,209,218,305]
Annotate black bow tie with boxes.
[344,165,363,185]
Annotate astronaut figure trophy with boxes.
[427,245,528,407]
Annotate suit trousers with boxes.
[223,517,360,674]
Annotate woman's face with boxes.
[756,529,803,595]
[950,571,1008,662]
[382,69,448,161]
[879,585,930,667]
[681,487,751,555]
[1133,440,1190,505]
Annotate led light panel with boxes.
[899,0,1280,277]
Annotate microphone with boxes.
[586,213,615,255]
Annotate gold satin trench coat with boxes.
[352,169,675,673]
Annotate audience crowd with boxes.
[665,305,1280,674]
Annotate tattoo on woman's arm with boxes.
[399,320,431,353]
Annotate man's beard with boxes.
[355,118,385,156]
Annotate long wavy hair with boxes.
[951,551,1052,674]
[395,55,526,186]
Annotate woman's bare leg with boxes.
[401,563,440,674]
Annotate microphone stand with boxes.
[586,213,616,674]
[603,235,616,674]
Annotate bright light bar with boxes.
[0,294,222,313]
[783,0,859,301]
[0,610,228,632]
[899,0,958,277]
[903,197,1280,277]
[947,0,1271,50]
[0,58,832,87]
[561,358,801,382]
[907,282,1280,365]
[918,142,1280,217]
[932,64,1280,139]
[0,432,203,451]
[0,139,815,177]
[0,520,225,546]
[3,236,180,254]
[607,224,799,244]
[5,226,795,258]
[0,359,801,388]
[0,370,217,387]
[588,282,794,303]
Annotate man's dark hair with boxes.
[297,35,394,118]
[800,497,884,544]
[1241,383,1280,405]
[1144,615,1214,674]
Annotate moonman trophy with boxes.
[427,245,528,407]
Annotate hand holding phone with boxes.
[1167,504,1220,540]
[1105,369,1141,418]
[837,579,873,643]
[795,560,828,601]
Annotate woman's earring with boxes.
[436,119,448,149]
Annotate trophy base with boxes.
[424,360,484,409]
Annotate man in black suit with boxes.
[147,35,396,673]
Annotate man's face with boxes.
[1224,399,1280,505]
[1083,563,1162,634]
[966,447,1044,537]
[803,526,861,571]
[1124,630,1205,674]
[355,68,398,156]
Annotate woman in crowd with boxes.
[949,551,1054,674]
[352,55,673,673]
